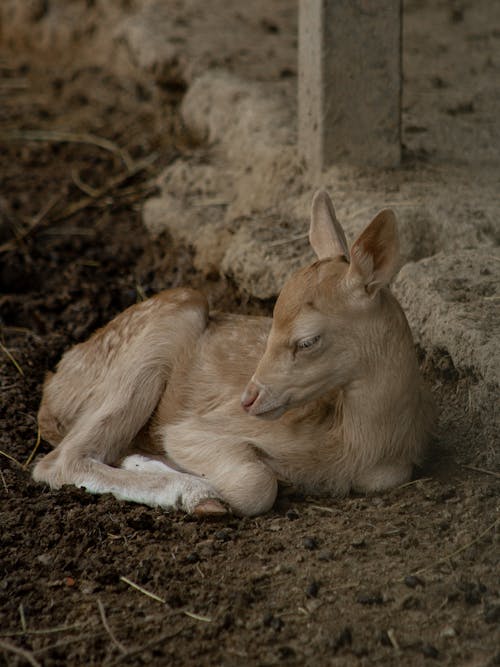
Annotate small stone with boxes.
[461,581,484,605]
[404,575,425,589]
[440,625,456,638]
[304,598,322,613]
[286,509,299,521]
[37,553,52,566]
[421,643,439,659]
[221,612,233,629]
[402,595,422,610]
[303,536,318,550]
[351,536,366,548]
[262,612,274,627]
[318,549,334,562]
[184,552,199,564]
[306,581,319,598]
[198,540,215,558]
[269,520,282,531]
[270,616,284,631]
[214,529,231,542]
[329,627,352,652]
[380,630,391,646]
[263,613,283,631]
[278,646,295,660]
[357,591,383,605]
[80,581,98,595]
[273,563,294,575]
[484,604,500,624]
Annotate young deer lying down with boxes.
[33,190,435,516]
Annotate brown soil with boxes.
[1,21,499,667]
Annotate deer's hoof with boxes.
[192,498,230,517]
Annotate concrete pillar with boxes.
[298,0,402,171]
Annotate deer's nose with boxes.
[241,381,260,412]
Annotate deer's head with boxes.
[241,190,401,419]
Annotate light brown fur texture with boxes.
[33,191,436,516]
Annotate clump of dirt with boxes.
[1,24,499,667]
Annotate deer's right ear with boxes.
[309,190,350,261]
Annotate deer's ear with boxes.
[309,190,350,261]
[348,209,400,296]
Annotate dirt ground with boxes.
[0,4,499,667]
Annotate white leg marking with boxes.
[77,463,219,513]
[120,454,179,475]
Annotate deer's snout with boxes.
[241,381,261,412]
[241,379,288,419]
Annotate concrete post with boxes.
[298,0,402,170]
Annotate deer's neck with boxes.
[338,298,426,467]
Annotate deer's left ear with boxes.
[347,209,400,296]
[309,190,350,261]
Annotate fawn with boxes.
[33,190,435,516]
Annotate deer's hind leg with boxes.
[33,289,222,513]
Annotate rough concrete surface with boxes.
[298,0,402,168]
[394,250,499,464]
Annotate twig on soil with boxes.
[0,193,62,253]
[0,449,23,468]
[308,504,338,514]
[0,622,89,638]
[23,426,41,469]
[135,284,147,302]
[462,464,500,480]
[183,610,212,623]
[51,153,158,224]
[0,79,29,90]
[19,604,27,633]
[119,576,166,604]
[32,193,62,229]
[0,154,158,253]
[0,62,20,70]
[323,581,361,597]
[71,168,100,197]
[1,325,42,341]
[387,628,400,651]
[32,633,100,656]
[0,470,8,492]
[0,639,41,667]
[97,599,127,654]
[0,341,24,376]
[397,477,433,489]
[412,519,498,577]
[0,129,135,171]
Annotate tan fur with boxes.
[33,191,436,516]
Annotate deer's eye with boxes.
[296,335,321,352]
